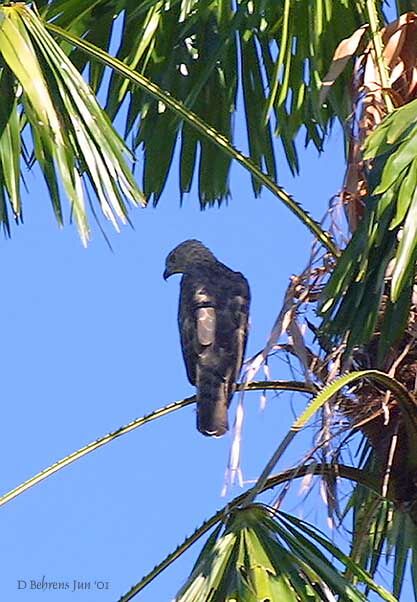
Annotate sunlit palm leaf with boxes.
[174,505,396,602]
[0,4,144,244]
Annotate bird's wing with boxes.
[219,273,250,401]
[178,277,216,385]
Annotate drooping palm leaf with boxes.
[0,3,144,244]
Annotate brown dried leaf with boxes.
[320,25,368,105]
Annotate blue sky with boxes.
[0,108,408,600]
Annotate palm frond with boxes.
[0,3,145,244]
[173,505,396,602]
[47,21,338,253]
[42,0,375,205]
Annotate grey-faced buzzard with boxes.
[164,240,250,437]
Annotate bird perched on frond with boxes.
[164,240,250,437]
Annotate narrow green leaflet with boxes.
[390,157,417,230]
[391,183,417,300]
[373,134,417,195]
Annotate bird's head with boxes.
[163,239,215,280]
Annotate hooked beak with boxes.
[163,268,170,281]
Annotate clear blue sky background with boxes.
[0,91,411,600]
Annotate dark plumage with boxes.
[164,240,250,437]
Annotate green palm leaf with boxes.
[0,3,144,244]
[320,99,417,355]
[174,505,396,602]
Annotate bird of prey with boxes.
[164,240,250,437]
